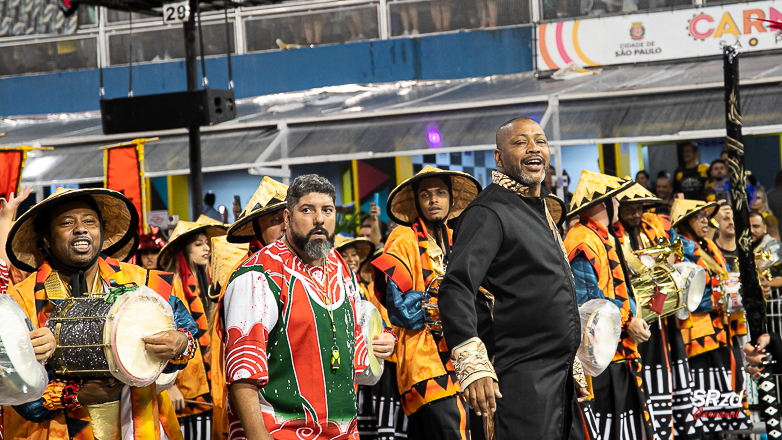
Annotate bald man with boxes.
[439,117,581,439]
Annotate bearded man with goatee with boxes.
[223,174,371,440]
[438,117,581,439]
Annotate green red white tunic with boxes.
[223,241,369,439]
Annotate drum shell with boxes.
[631,263,685,324]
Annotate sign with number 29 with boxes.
[162,1,190,24]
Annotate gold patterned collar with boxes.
[492,170,536,198]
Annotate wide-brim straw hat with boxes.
[546,193,567,228]
[616,180,663,205]
[387,165,481,226]
[6,187,139,273]
[158,215,227,270]
[334,235,374,265]
[671,199,718,228]
[568,170,633,218]
[209,235,249,297]
[227,177,288,243]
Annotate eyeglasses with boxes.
[693,212,709,221]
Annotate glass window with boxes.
[0,37,97,76]
[0,1,94,36]
[541,0,698,21]
[244,5,380,52]
[108,22,235,65]
[388,0,530,37]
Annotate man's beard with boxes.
[290,225,335,260]
[514,157,549,186]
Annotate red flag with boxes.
[0,149,25,201]
[105,144,145,235]
[649,282,667,314]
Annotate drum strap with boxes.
[697,243,729,280]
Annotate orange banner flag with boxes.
[104,143,146,235]
[0,149,26,201]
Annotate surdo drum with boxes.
[46,284,175,387]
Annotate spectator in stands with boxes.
[203,191,222,221]
[703,159,729,202]
[721,150,729,162]
[752,187,780,241]
[303,15,323,45]
[635,170,650,190]
[673,142,709,200]
[653,173,674,216]
[751,210,782,295]
[359,202,388,248]
[767,171,782,238]
[399,2,419,35]
[430,0,451,32]
[477,0,497,27]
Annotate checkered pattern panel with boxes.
[412,151,496,189]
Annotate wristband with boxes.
[63,381,82,410]
[171,328,198,365]
[382,326,398,345]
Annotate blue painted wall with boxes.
[0,27,532,116]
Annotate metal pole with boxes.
[185,0,203,220]
[723,44,780,438]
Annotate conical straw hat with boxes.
[568,171,633,218]
[227,177,288,243]
[670,199,717,227]
[546,192,567,228]
[616,180,662,205]
[387,165,481,226]
[6,187,139,272]
[157,215,227,270]
[334,234,374,265]
[209,235,249,297]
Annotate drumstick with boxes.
[183,399,214,407]
[484,413,495,440]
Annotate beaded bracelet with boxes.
[171,328,198,365]
[42,380,68,410]
[382,326,398,345]
[62,381,82,410]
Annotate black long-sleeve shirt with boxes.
[439,183,580,440]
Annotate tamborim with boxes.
[356,300,384,386]
[577,299,621,377]
[47,285,175,387]
[0,295,48,405]
[631,263,686,323]
[672,262,707,314]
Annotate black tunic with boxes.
[439,184,581,440]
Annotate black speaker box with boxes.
[100,88,236,135]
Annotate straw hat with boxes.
[670,199,718,228]
[157,215,227,270]
[209,235,250,298]
[616,180,662,205]
[387,165,481,226]
[545,193,567,228]
[6,187,139,273]
[334,234,375,265]
[227,177,288,243]
[568,171,633,218]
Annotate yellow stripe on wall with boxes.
[167,175,190,221]
[396,156,414,184]
[352,160,360,213]
[598,145,605,174]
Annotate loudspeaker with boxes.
[100,88,236,135]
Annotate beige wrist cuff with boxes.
[451,337,498,389]
[573,357,588,389]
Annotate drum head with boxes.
[674,263,706,312]
[588,310,619,369]
[578,299,621,377]
[106,288,175,387]
[356,300,385,386]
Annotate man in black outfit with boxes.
[439,117,581,440]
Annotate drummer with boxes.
[210,176,288,439]
[672,198,752,435]
[370,166,478,438]
[613,181,696,439]
[563,171,655,440]
[157,215,227,437]
[2,188,199,440]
